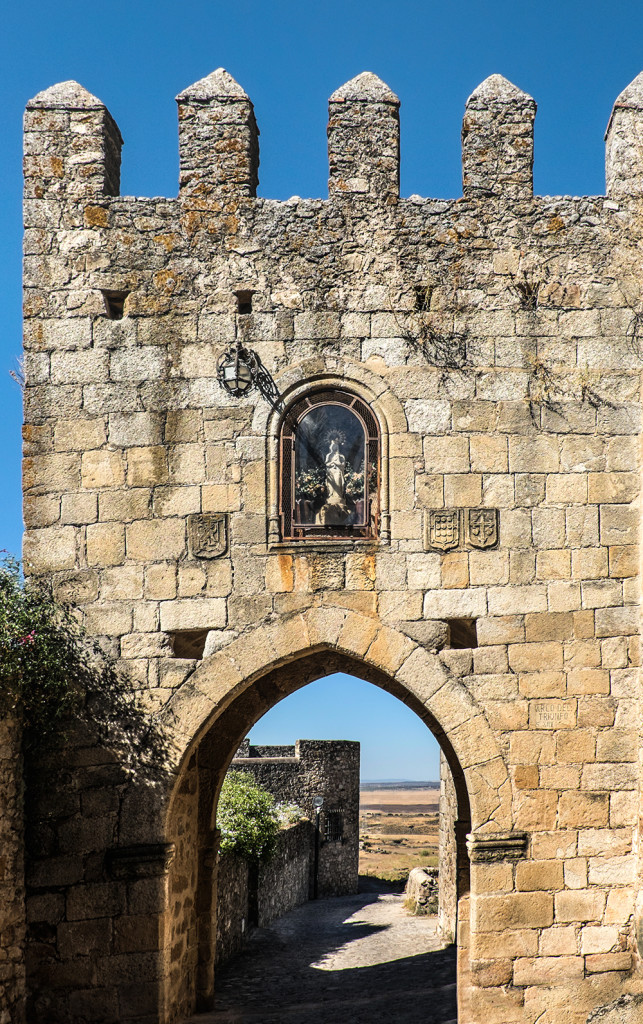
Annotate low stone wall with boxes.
[257,819,311,927]
[0,717,26,1024]
[405,866,438,914]
[216,819,313,965]
[215,852,249,965]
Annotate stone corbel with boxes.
[467,831,528,863]
[106,842,176,880]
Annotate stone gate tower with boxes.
[19,68,643,1023]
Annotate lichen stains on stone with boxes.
[84,205,109,228]
[153,234,178,253]
[153,269,180,294]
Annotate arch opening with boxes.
[162,648,473,1021]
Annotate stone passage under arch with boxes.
[154,609,509,1022]
[163,648,473,1020]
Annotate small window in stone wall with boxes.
[170,629,209,659]
[279,390,380,541]
[447,618,478,649]
[324,808,344,842]
[101,289,129,320]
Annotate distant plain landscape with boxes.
[360,780,440,790]
[359,784,440,884]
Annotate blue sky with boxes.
[2,0,642,776]
[250,673,440,781]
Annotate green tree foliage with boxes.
[217,771,281,861]
[0,557,167,770]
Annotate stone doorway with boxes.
[22,609,509,1024]
[161,629,479,1023]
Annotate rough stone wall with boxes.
[215,820,312,965]
[20,64,643,1024]
[439,749,458,943]
[232,739,359,897]
[405,865,439,913]
[214,852,248,965]
[257,819,312,925]
[0,717,25,1024]
[164,754,199,1022]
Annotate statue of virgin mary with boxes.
[316,435,349,525]
[325,438,346,506]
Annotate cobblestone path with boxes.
[189,890,457,1023]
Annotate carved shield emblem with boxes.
[426,510,460,552]
[467,508,499,549]
[188,514,228,559]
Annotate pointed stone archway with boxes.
[154,607,511,1021]
[161,608,510,830]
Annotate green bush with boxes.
[0,557,167,769]
[0,557,90,736]
[218,771,282,861]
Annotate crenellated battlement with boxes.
[24,68,643,206]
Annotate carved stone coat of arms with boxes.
[188,513,228,559]
[466,508,499,549]
[426,510,460,552]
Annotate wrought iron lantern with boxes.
[217,340,259,397]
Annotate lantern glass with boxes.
[235,360,254,392]
[219,347,256,395]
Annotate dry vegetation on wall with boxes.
[394,253,625,429]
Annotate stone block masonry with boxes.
[17,64,643,1024]
[0,718,25,1024]
[233,739,360,898]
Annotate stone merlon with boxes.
[176,67,251,103]
[27,79,108,111]
[465,73,535,107]
[24,69,643,201]
[329,71,399,105]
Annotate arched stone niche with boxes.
[255,360,409,546]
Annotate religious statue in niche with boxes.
[278,390,380,541]
[282,394,379,540]
[317,432,349,525]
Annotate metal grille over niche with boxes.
[279,389,380,541]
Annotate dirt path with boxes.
[188,890,457,1023]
